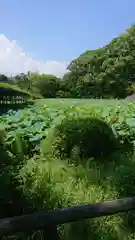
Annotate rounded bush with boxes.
[50,116,117,160]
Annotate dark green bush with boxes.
[49,116,117,160]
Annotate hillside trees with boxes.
[63,24,135,98]
[1,24,135,99]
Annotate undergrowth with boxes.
[1,100,135,239]
[18,152,135,240]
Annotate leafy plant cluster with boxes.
[44,116,117,161]
[0,106,57,159]
[1,99,135,239]
[1,100,135,161]
[1,99,135,165]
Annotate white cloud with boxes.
[0,34,69,77]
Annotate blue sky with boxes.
[0,0,135,76]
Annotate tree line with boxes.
[1,24,135,99]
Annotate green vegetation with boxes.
[45,116,117,160]
[65,24,135,99]
[1,23,135,239]
[0,81,42,100]
[1,99,135,239]
[3,24,135,99]
[0,82,30,97]
[11,72,59,99]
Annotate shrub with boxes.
[18,156,123,240]
[44,116,117,161]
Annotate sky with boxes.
[0,0,135,76]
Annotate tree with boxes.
[63,24,135,98]
[12,73,31,90]
[0,74,9,82]
[29,73,60,98]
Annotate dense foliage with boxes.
[2,24,135,99]
[0,74,9,83]
[64,24,135,98]
[1,99,135,163]
[1,99,135,238]
[45,116,117,160]
[11,72,60,98]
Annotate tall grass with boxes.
[17,150,135,239]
